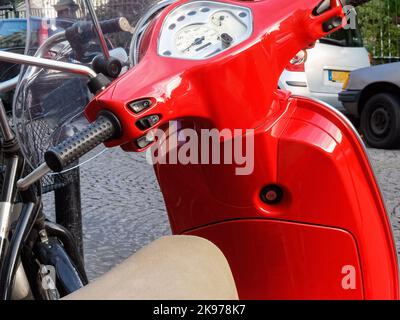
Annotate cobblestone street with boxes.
[43,149,171,280]
[43,147,400,281]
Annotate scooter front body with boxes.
[84,0,399,299]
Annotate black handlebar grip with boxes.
[99,18,132,34]
[65,18,132,53]
[44,111,122,173]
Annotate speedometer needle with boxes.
[183,36,205,52]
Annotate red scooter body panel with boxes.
[185,220,364,300]
[84,0,399,298]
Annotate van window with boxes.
[320,10,364,48]
[320,27,364,47]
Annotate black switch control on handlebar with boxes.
[92,54,122,79]
[44,111,122,173]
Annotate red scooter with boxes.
[15,0,399,299]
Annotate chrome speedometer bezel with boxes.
[158,1,253,60]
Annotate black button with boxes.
[137,135,155,149]
[136,115,160,130]
[129,99,152,114]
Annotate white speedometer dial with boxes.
[175,25,219,56]
[158,1,253,60]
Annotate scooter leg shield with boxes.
[156,96,399,299]
[273,96,399,299]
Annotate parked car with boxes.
[279,18,370,112]
[0,17,73,110]
[0,18,28,108]
[339,62,400,149]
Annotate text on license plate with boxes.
[328,70,349,83]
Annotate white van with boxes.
[279,22,370,112]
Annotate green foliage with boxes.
[357,0,400,59]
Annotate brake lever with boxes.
[17,163,51,191]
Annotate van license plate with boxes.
[328,70,349,83]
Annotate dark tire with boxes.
[360,93,400,149]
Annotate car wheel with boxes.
[360,93,400,149]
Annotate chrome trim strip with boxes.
[0,202,13,238]
[286,81,308,88]
[0,77,18,94]
[17,163,51,191]
[0,50,97,79]
[0,99,15,141]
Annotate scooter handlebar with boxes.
[44,111,122,173]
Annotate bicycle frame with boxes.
[0,91,35,299]
[0,91,87,299]
[0,32,91,300]
[0,104,21,261]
